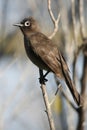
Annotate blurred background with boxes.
[0,0,87,130]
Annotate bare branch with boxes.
[79,0,86,40]
[41,84,55,130]
[73,42,87,84]
[49,84,61,106]
[47,0,60,39]
[54,76,77,110]
[71,0,78,84]
[71,0,77,45]
[60,86,78,111]
[77,55,87,130]
[39,69,55,130]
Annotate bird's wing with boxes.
[30,33,69,78]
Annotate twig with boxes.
[72,43,87,84]
[55,84,61,95]
[71,0,77,45]
[71,0,78,84]
[60,86,78,111]
[47,0,60,39]
[49,84,61,106]
[79,0,86,40]
[54,76,77,110]
[39,69,55,130]
[77,55,87,130]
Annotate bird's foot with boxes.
[39,70,49,84]
[39,76,48,84]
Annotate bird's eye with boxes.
[24,21,30,26]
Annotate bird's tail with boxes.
[58,52,84,106]
[63,69,83,106]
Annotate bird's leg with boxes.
[43,71,50,78]
[42,71,50,83]
[39,69,46,84]
[39,69,49,84]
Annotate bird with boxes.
[14,16,83,106]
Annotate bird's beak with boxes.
[13,23,23,27]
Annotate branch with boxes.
[71,0,77,45]
[77,55,87,130]
[72,41,87,84]
[71,0,78,83]
[54,76,77,110]
[73,0,87,84]
[39,69,55,130]
[79,0,86,40]
[47,0,60,39]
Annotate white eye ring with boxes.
[25,21,30,26]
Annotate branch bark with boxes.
[47,0,60,39]
[39,1,60,129]
[71,0,78,84]
[77,55,87,130]
[79,0,86,40]
[71,0,77,45]
[39,69,55,130]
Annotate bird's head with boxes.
[14,17,39,36]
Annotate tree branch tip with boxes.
[57,13,61,22]
[50,97,56,106]
[55,84,61,95]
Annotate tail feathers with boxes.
[64,70,83,106]
[58,51,84,106]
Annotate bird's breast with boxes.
[24,37,50,71]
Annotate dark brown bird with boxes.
[14,16,83,106]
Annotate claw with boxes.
[39,70,49,84]
[39,76,48,84]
